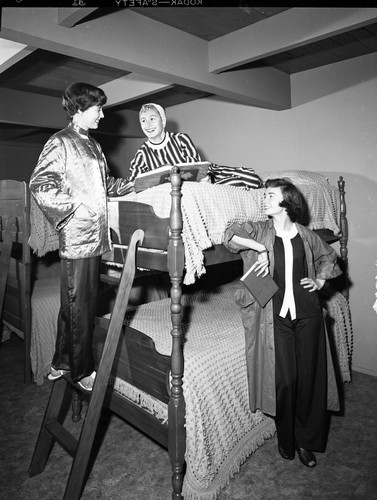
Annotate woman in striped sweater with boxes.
[128,103,201,182]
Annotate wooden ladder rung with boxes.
[45,420,78,457]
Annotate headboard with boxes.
[0,179,32,382]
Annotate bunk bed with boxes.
[0,179,60,384]
[88,169,351,499]
[3,171,352,499]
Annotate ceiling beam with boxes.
[57,7,99,28]
[0,88,68,129]
[0,7,291,111]
[0,87,142,136]
[0,40,35,73]
[100,74,173,108]
[209,7,377,73]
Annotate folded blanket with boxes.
[31,170,341,286]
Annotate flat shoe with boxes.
[296,446,317,468]
[77,371,96,392]
[47,368,70,381]
[278,445,295,461]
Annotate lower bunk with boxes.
[89,278,352,499]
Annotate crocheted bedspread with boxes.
[107,170,341,285]
[109,280,352,499]
[30,277,60,385]
[29,170,340,285]
[113,281,276,500]
[324,291,353,382]
[29,196,60,256]
[3,276,60,385]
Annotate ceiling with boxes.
[1,6,377,136]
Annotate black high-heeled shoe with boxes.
[296,446,317,467]
[278,444,295,461]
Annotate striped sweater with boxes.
[128,131,201,181]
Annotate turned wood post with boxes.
[167,167,186,500]
[338,176,349,299]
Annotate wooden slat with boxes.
[93,321,171,405]
[350,26,377,51]
[45,421,78,457]
[115,201,169,250]
[103,389,168,448]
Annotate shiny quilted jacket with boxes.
[29,124,131,259]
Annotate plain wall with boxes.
[1,52,376,376]
[165,52,377,377]
[0,133,142,181]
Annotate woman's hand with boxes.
[300,277,325,292]
[250,251,270,277]
[200,175,212,183]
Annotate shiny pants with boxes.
[274,313,329,456]
[52,256,100,381]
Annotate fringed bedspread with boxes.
[108,280,352,499]
[29,196,59,256]
[107,170,341,285]
[29,170,341,285]
[112,281,276,500]
[30,277,60,385]
[324,291,353,382]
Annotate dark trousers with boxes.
[274,312,329,456]
[52,256,100,381]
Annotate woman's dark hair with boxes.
[265,177,309,225]
[62,82,107,118]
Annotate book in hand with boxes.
[240,266,279,308]
[134,161,211,193]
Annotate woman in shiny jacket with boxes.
[29,82,133,390]
[223,178,342,468]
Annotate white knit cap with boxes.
[140,103,166,127]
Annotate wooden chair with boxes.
[0,180,32,383]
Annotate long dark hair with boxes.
[265,178,309,225]
[62,82,107,118]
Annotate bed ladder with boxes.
[0,216,17,321]
[28,229,144,500]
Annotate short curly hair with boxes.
[62,82,107,118]
[265,178,309,225]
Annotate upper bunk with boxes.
[28,168,349,293]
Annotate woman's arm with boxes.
[231,234,267,253]
[178,133,201,162]
[299,228,342,292]
[230,235,270,277]
[128,149,146,182]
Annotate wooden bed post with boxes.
[167,167,186,499]
[338,176,349,299]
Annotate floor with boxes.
[1,334,376,500]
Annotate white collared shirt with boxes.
[276,224,299,320]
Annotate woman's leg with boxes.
[51,258,71,372]
[294,314,329,452]
[274,313,297,458]
[52,256,100,381]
